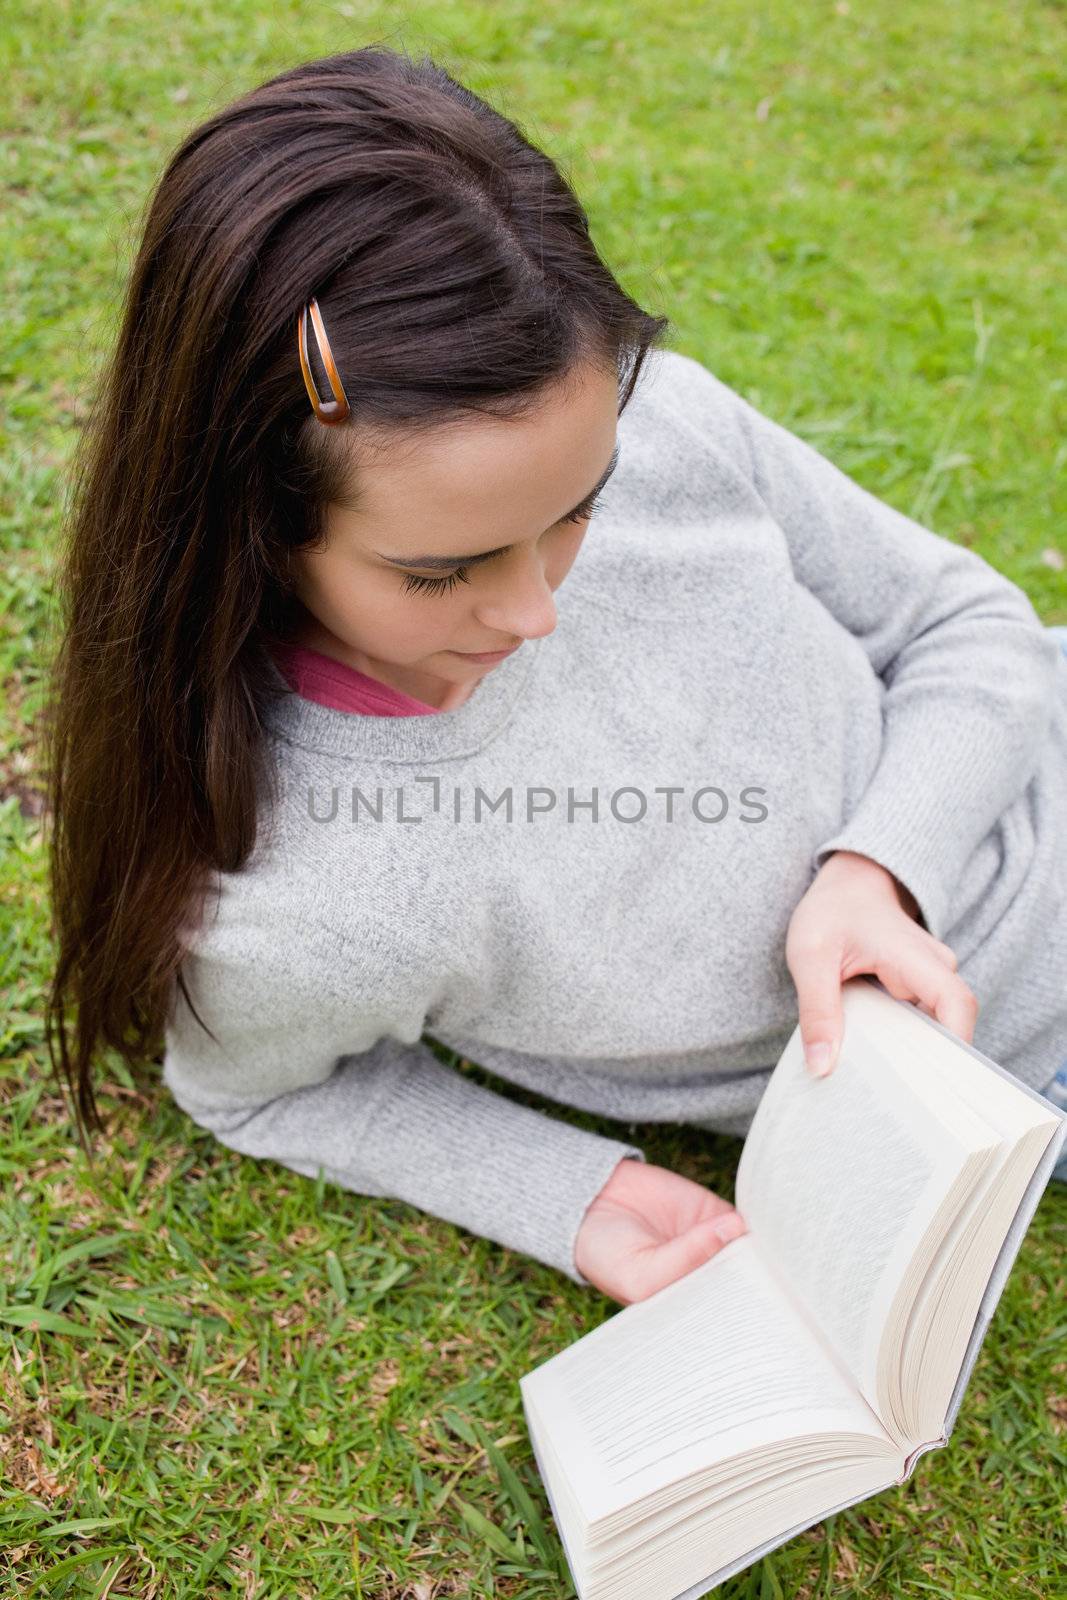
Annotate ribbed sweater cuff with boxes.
[811,698,1052,943]
[357,1040,647,1286]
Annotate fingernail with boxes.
[806,1042,833,1076]
[713,1213,746,1244]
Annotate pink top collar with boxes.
[269,641,443,717]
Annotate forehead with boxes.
[332,361,620,525]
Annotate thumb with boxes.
[796,963,844,1077]
[643,1213,748,1295]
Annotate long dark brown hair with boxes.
[43,42,671,1147]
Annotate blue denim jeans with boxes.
[1039,623,1067,1181]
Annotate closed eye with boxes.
[401,567,474,597]
[561,487,607,525]
[400,489,607,597]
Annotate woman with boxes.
[45,45,1067,1309]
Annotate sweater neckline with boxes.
[261,633,545,762]
[269,639,444,717]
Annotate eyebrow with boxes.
[376,443,621,570]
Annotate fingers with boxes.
[794,938,974,1084]
[792,943,845,1076]
[869,958,979,1043]
[911,965,979,1042]
[926,936,959,972]
[630,1213,748,1300]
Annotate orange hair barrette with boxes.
[297,296,351,425]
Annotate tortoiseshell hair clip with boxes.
[297,296,351,425]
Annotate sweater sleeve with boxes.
[162,903,645,1287]
[676,354,1061,941]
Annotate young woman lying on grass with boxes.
[44,44,1067,1309]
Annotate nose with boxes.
[473,548,558,642]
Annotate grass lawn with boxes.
[1,1,1065,1595]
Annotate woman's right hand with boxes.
[574,1156,748,1304]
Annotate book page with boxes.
[735,980,1000,1418]
[882,1021,1061,1439]
[519,1233,898,1526]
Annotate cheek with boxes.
[547,522,589,586]
[292,550,466,650]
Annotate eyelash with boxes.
[400,490,607,597]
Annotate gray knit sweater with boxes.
[162,348,1067,1286]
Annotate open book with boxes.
[519,975,1066,1600]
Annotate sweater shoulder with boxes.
[632,347,760,473]
[165,847,440,1113]
[176,826,433,1010]
[567,348,792,616]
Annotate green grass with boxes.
[2,0,1066,1594]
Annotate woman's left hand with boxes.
[785,849,978,1077]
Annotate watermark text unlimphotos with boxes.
[302,776,771,825]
